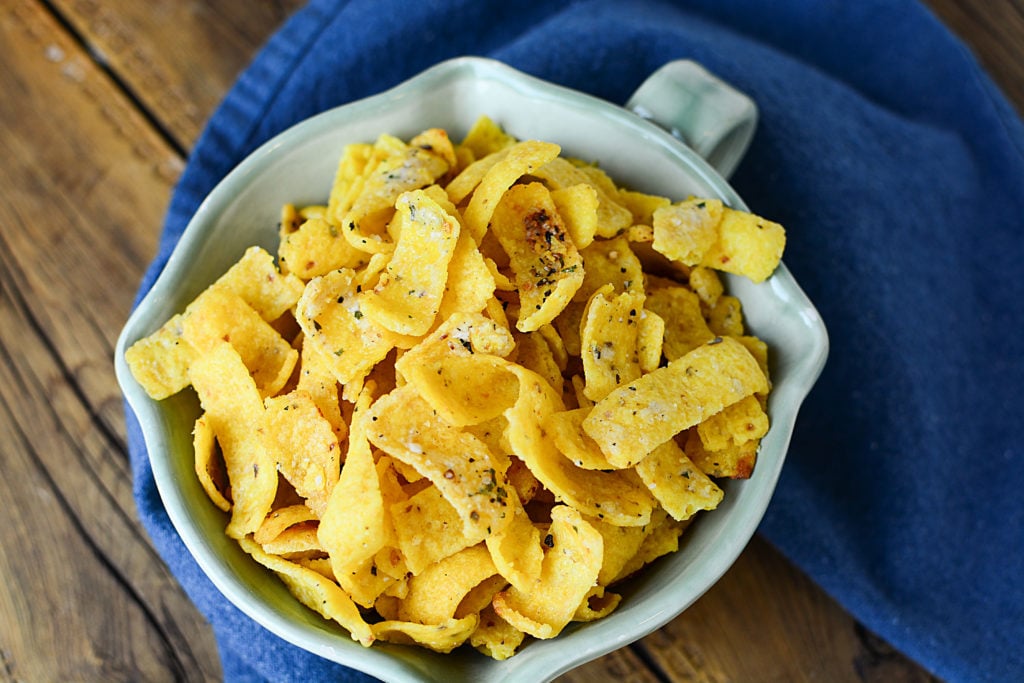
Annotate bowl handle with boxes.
[626,60,757,179]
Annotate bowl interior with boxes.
[115,57,828,683]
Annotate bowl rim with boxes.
[115,55,829,682]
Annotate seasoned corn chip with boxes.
[360,189,460,335]
[391,483,485,575]
[181,288,297,398]
[192,413,230,511]
[489,182,584,332]
[697,394,769,450]
[702,208,786,282]
[470,606,525,660]
[240,537,374,646]
[368,385,515,539]
[460,115,517,159]
[645,285,716,361]
[398,544,498,624]
[125,313,195,400]
[188,343,277,539]
[583,336,769,467]
[580,287,647,402]
[463,140,561,242]
[371,614,479,653]
[550,184,599,249]
[262,390,341,517]
[652,198,724,266]
[492,505,602,639]
[505,366,655,525]
[533,157,633,238]
[635,439,723,521]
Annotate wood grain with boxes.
[48,0,305,150]
[0,2,214,681]
[0,0,1019,681]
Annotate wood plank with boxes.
[49,0,305,149]
[0,1,219,679]
[0,0,1018,681]
[560,646,662,683]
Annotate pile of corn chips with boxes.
[126,116,785,658]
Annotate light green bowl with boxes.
[115,57,828,682]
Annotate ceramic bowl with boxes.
[115,57,828,682]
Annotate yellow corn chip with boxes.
[635,439,723,521]
[368,385,514,539]
[326,142,375,226]
[360,189,460,335]
[707,294,745,337]
[581,515,650,586]
[188,343,277,538]
[545,408,615,471]
[213,246,306,322]
[259,522,323,558]
[394,314,518,426]
[514,330,564,395]
[295,339,348,442]
[319,383,387,585]
[341,140,451,254]
[460,115,517,159]
[192,413,231,511]
[575,235,645,303]
[445,147,511,207]
[580,287,647,402]
[683,427,759,479]
[254,504,318,545]
[492,505,602,639]
[263,390,342,517]
[583,336,769,467]
[279,215,370,279]
[436,228,498,323]
[609,508,685,583]
[687,265,724,307]
[391,483,485,575]
[182,288,298,398]
[550,183,599,249]
[645,285,716,361]
[398,544,497,624]
[410,127,457,168]
[470,606,525,660]
[489,182,584,332]
[618,189,671,225]
[697,394,769,450]
[371,614,478,653]
[239,537,374,646]
[456,574,508,619]
[463,140,561,242]
[573,586,621,622]
[294,269,395,387]
[504,366,655,525]
[532,157,633,238]
[125,313,196,400]
[652,198,724,266]
[484,493,543,591]
[702,207,786,282]
[637,308,665,373]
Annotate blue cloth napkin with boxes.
[127,1,1024,681]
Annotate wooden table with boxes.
[1,1,1018,680]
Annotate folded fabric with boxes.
[127,1,1024,681]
